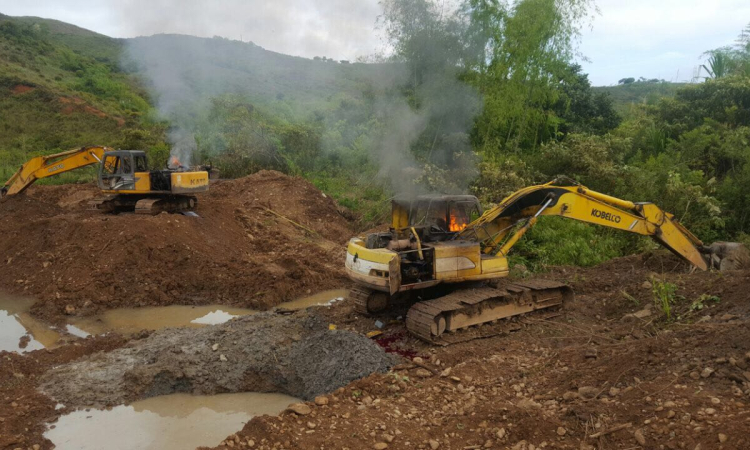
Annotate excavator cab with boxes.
[396,195,481,234]
[98,150,148,191]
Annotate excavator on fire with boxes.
[1,146,209,214]
[345,178,749,344]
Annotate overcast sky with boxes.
[1,0,748,85]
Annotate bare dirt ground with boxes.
[205,254,750,450]
[2,177,750,450]
[0,170,353,323]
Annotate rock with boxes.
[705,407,716,415]
[562,391,579,401]
[373,443,388,450]
[247,440,255,447]
[585,348,598,359]
[719,313,738,322]
[634,429,646,446]
[440,367,451,377]
[710,397,721,404]
[700,367,714,378]
[556,426,567,436]
[689,371,701,380]
[211,343,219,351]
[667,410,676,419]
[307,421,317,429]
[219,354,228,362]
[642,281,652,289]
[64,304,76,315]
[578,386,599,400]
[413,357,424,364]
[517,398,541,409]
[608,387,621,397]
[383,434,394,443]
[429,439,440,449]
[718,433,728,443]
[415,368,432,378]
[32,446,40,450]
[288,403,312,415]
[664,401,676,408]
[314,396,329,406]
[497,428,506,439]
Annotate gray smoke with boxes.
[121,2,480,195]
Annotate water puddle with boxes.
[0,293,61,353]
[1,288,350,352]
[277,288,348,310]
[68,305,259,336]
[45,392,299,450]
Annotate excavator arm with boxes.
[1,146,109,198]
[457,179,710,270]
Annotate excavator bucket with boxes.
[700,242,750,271]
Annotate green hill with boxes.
[0,13,394,185]
[0,14,162,182]
[594,82,686,116]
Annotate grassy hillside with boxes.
[0,14,167,183]
[594,81,686,116]
[0,14,392,187]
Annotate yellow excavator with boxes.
[1,146,209,214]
[345,178,747,344]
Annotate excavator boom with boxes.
[457,180,709,270]
[1,146,108,197]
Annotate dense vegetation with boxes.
[0,15,166,183]
[1,9,749,270]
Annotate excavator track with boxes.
[405,280,572,345]
[350,287,389,315]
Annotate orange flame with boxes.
[449,214,467,232]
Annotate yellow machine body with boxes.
[346,181,709,297]
[2,146,209,214]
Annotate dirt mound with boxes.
[39,309,398,407]
[0,171,355,322]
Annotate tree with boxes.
[463,0,596,154]
[701,50,733,79]
[555,64,621,136]
[618,77,635,85]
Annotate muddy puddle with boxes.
[68,288,348,336]
[45,392,299,450]
[275,288,348,310]
[67,304,259,336]
[0,293,60,352]
[1,289,349,352]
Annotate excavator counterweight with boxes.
[345,178,746,344]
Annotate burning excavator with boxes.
[1,146,209,214]
[346,179,749,344]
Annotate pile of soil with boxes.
[40,309,398,407]
[0,170,355,322]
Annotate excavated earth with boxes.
[2,176,750,450]
[0,170,353,323]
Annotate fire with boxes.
[449,214,467,232]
